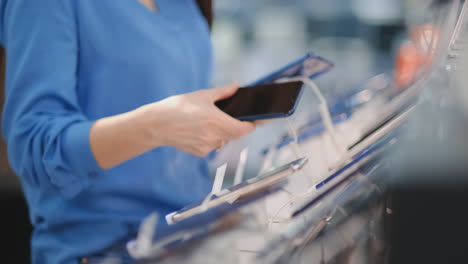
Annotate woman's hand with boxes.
[90,83,256,169]
[89,84,255,169]
[145,83,256,157]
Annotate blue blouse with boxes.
[0,0,213,263]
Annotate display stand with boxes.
[126,1,468,262]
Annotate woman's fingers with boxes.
[212,109,256,139]
[253,119,271,126]
[157,83,258,157]
[205,82,239,102]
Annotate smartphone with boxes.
[166,157,308,224]
[215,80,304,121]
[249,52,334,86]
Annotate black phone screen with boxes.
[215,81,303,121]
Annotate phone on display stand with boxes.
[166,157,309,224]
[250,52,334,86]
[215,80,304,121]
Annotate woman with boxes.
[0,0,256,263]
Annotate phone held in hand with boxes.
[215,80,304,121]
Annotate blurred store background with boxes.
[212,0,405,88]
[209,0,409,181]
[0,0,412,263]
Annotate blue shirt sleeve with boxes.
[0,1,6,46]
[1,0,104,198]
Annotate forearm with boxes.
[89,105,162,169]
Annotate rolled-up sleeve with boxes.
[1,0,104,198]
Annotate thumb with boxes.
[209,82,239,102]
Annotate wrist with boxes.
[132,102,166,149]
